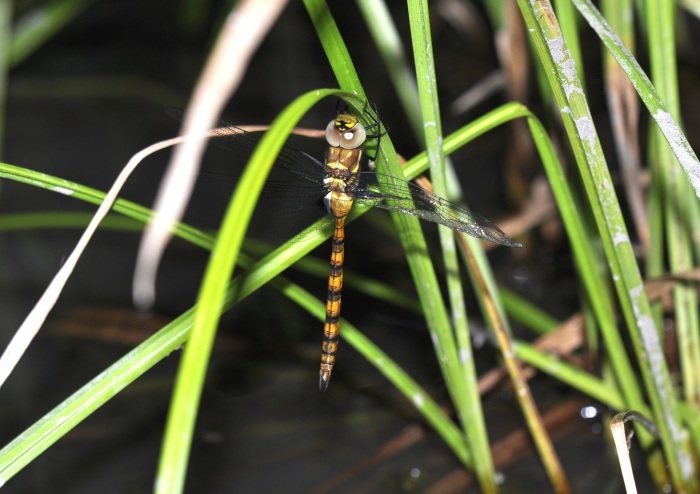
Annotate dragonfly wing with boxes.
[169,111,330,243]
[354,173,521,247]
[168,109,325,183]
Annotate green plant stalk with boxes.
[641,0,700,477]
[0,211,145,232]
[0,191,474,481]
[355,0,422,141]
[481,0,505,27]
[273,276,472,466]
[513,339,627,411]
[0,244,474,482]
[8,0,92,68]
[0,101,519,480]
[647,133,666,333]
[465,236,512,330]
[648,0,700,406]
[519,0,696,489]
[637,0,668,350]
[538,0,610,386]
[0,100,637,404]
[0,301,195,485]
[601,0,646,250]
[1,106,540,480]
[443,101,651,459]
[243,238,421,313]
[522,113,655,427]
[680,401,700,452]
[0,208,419,315]
[0,0,10,156]
[555,0,601,372]
[552,0,584,88]
[303,0,367,101]
[460,235,571,494]
[600,0,666,413]
[410,99,646,446]
[405,1,496,491]
[0,163,213,249]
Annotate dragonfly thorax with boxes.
[324,165,353,180]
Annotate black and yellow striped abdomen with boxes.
[319,215,346,391]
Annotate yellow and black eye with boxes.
[325,114,366,149]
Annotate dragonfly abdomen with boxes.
[320,215,346,391]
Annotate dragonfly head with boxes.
[325,113,366,150]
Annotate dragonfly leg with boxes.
[361,103,386,164]
[320,216,346,392]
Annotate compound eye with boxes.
[340,122,366,149]
[325,118,367,149]
[325,119,342,147]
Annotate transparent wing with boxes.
[171,111,518,247]
[352,171,520,247]
[178,119,330,243]
[167,109,326,184]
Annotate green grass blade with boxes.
[355,0,422,140]
[499,288,559,334]
[406,2,497,491]
[572,0,700,196]
[304,0,367,102]
[0,211,145,232]
[647,0,700,407]
[517,1,696,489]
[0,303,195,484]
[553,0,585,88]
[512,339,627,411]
[9,0,92,68]
[0,162,213,250]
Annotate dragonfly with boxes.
[194,106,521,391]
